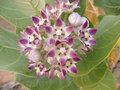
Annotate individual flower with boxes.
[32,11,50,32]
[68,12,83,26]
[44,66,66,80]
[25,49,41,62]
[78,19,97,52]
[45,0,62,20]
[45,18,74,40]
[28,61,46,78]
[44,57,80,80]
[18,26,42,52]
[61,0,80,12]
[47,37,78,65]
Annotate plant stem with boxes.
[29,0,40,17]
[64,13,69,22]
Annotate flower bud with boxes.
[68,12,82,26]
[25,50,40,62]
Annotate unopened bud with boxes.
[25,50,40,62]
[68,12,82,26]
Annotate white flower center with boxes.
[39,20,45,25]
[85,32,89,38]
[56,30,62,35]
[51,9,56,13]
[60,48,66,54]
[29,36,34,42]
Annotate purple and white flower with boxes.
[78,19,97,52]
[28,61,46,78]
[18,0,97,79]
[18,26,42,52]
[45,0,62,20]
[47,37,78,65]
[61,0,80,12]
[45,18,74,40]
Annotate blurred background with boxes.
[0,0,120,90]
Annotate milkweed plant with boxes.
[0,0,120,90]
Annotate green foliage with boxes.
[0,28,34,76]
[0,0,120,90]
[11,0,45,16]
[82,70,115,90]
[0,0,32,30]
[16,74,78,90]
[72,15,120,89]
[94,0,120,15]
[70,0,86,16]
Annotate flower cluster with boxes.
[18,0,97,79]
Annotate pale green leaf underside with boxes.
[11,0,45,16]
[0,0,32,31]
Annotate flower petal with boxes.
[32,16,39,24]
[46,3,52,10]
[89,39,97,45]
[41,10,47,19]
[62,0,68,3]
[28,65,35,70]
[72,0,79,5]
[89,28,97,35]
[49,38,56,45]
[36,71,41,78]
[82,20,89,29]
[45,26,52,34]
[48,50,55,57]
[66,37,74,45]
[55,40,61,46]
[19,39,28,44]
[26,26,33,35]
[65,26,74,34]
[69,65,78,74]
[59,58,66,66]
[69,50,78,58]
[55,0,60,9]
[73,57,81,62]
[57,72,65,80]
[55,18,63,27]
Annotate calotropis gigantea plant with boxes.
[0,0,120,90]
[18,0,97,79]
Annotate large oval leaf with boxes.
[94,0,120,15]
[11,0,45,16]
[74,15,120,76]
[16,74,73,90]
[82,70,115,90]
[73,61,107,88]
[0,0,32,30]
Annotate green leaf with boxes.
[16,74,73,90]
[98,14,105,22]
[73,61,107,88]
[72,15,119,90]
[0,0,32,32]
[11,0,45,16]
[70,0,86,16]
[94,0,120,15]
[74,15,120,77]
[0,27,34,76]
[45,0,55,5]
[82,70,115,90]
